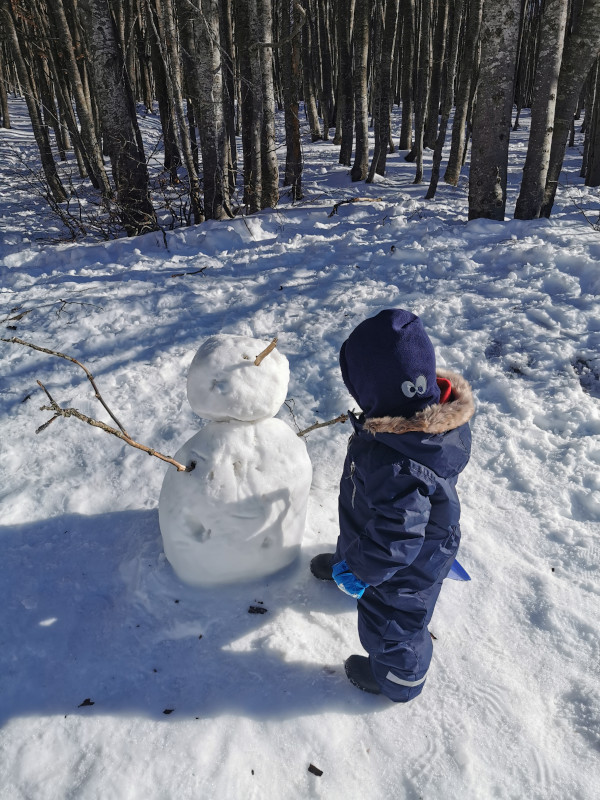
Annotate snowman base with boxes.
[158,417,312,587]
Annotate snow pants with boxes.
[356,526,460,702]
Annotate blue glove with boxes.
[332,560,370,599]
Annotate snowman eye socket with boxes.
[415,375,427,395]
[401,380,417,397]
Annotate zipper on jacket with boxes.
[349,461,357,509]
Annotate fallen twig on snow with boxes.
[328,197,384,217]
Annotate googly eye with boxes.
[401,380,417,397]
[415,375,427,395]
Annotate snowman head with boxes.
[186,334,290,422]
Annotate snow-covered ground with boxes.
[1,99,599,799]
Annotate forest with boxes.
[1,0,600,239]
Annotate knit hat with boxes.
[339,309,440,419]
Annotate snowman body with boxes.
[158,335,312,586]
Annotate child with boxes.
[311,309,474,702]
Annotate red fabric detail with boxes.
[437,377,452,404]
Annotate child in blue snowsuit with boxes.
[311,309,474,702]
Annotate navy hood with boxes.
[339,309,440,419]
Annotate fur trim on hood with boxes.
[364,369,474,436]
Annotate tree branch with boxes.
[297,414,349,437]
[1,336,129,435]
[36,381,192,472]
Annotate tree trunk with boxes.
[0,45,11,128]
[426,0,464,199]
[399,0,416,150]
[282,0,304,200]
[514,0,569,219]
[256,0,279,208]
[0,1,67,202]
[146,0,181,181]
[154,0,204,222]
[47,0,112,194]
[336,0,355,165]
[406,0,433,184]
[541,0,600,217]
[300,0,322,140]
[425,0,450,149]
[233,0,257,209]
[175,0,230,220]
[81,0,157,234]
[219,0,238,196]
[444,0,483,185]
[468,0,521,220]
[350,0,370,181]
[367,0,400,180]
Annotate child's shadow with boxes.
[0,509,380,725]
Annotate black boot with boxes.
[310,552,335,580]
[344,655,381,695]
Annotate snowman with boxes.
[158,334,313,587]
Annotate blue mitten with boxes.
[332,560,370,599]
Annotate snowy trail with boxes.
[2,101,600,799]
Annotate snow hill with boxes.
[1,100,599,799]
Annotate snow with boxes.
[1,98,600,799]
[159,418,312,586]
[186,334,290,421]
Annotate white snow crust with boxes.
[159,418,312,585]
[186,334,290,421]
[1,99,599,800]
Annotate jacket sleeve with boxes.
[342,458,433,587]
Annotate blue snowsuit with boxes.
[333,370,474,702]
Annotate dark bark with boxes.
[399,0,415,150]
[367,0,400,180]
[350,0,370,181]
[0,46,10,128]
[336,0,355,165]
[425,0,450,149]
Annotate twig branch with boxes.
[328,197,384,217]
[297,414,349,437]
[1,337,129,436]
[250,2,306,51]
[36,381,192,472]
[254,337,278,366]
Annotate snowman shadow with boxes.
[0,509,383,726]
